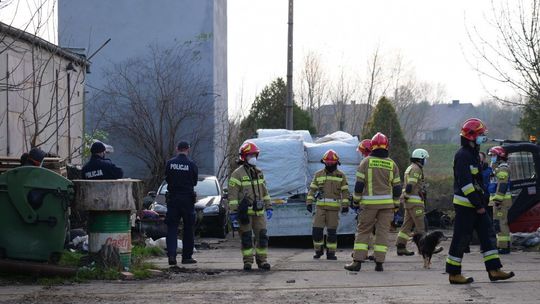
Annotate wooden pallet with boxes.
[0,156,67,177]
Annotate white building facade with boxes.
[0,22,87,163]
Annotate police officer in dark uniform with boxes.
[21,147,46,166]
[165,141,198,266]
[446,118,514,284]
[82,142,123,180]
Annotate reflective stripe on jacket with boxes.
[355,156,400,209]
[228,164,272,214]
[307,168,350,210]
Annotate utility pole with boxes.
[285,0,294,130]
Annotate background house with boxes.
[313,103,371,136]
[417,100,474,144]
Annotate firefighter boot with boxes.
[488,269,515,282]
[375,262,384,272]
[449,274,474,284]
[326,252,337,260]
[498,247,510,254]
[258,262,271,271]
[243,263,252,271]
[397,244,415,256]
[313,249,324,259]
[344,261,362,272]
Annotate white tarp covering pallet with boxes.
[244,136,308,199]
[257,129,313,143]
[305,131,361,193]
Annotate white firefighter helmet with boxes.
[411,148,429,159]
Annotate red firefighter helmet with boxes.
[460,118,487,141]
[357,139,372,157]
[371,132,389,150]
[321,149,340,165]
[239,142,260,161]
[488,146,508,160]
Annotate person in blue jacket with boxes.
[82,142,123,180]
[445,118,514,284]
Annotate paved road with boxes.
[0,232,539,304]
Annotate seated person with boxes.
[82,142,123,180]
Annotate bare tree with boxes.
[329,67,357,133]
[98,42,211,190]
[360,47,390,135]
[297,51,328,131]
[467,0,540,104]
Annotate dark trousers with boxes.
[165,195,195,259]
[446,205,502,275]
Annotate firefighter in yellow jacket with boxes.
[345,132,401,272]
[395,148,441,255]
[306,150,350,260]
[228,142,272,271]
[488,146,512,254]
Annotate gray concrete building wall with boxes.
[58,0,227,179]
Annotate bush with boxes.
[424,176,454,211]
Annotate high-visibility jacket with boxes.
[228,164,272,216]
[354,155,401,209]
[401,162,425,208]
[489,162,511,206]
[306,168,350,210]
[453,145,484,209]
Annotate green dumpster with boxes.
[0,166,73,263]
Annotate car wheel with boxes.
[213,215,229,239]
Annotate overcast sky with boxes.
[2,0,514,116]
[228,0,514,115]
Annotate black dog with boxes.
[412,231,447,269]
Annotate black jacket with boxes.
[165,154,198,196]
[82,155,123,180]
[453,145,484,209]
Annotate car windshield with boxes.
[159,178,219,197]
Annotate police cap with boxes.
[91,141,106,154]
[28,147,46,164]
[177,141,190,150]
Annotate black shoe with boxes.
[498,248,510,254]
[168,256,177,266]
[313,250,324,259]
[181,258,197,264]
[258,262,271,270]
[326,252,337,260]
[375,262,384,272]
[243,263,252,271]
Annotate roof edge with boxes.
[0,22,89,67]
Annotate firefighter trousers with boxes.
[396,205,425,246]
[239,215,268,265]
[494,200,511,249]
[446,205,503,275]
[312,206,339,253]
[352,208,393,263]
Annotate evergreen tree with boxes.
[362,97,409,175]
[240,78,315,139]
[519,96,540,140]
